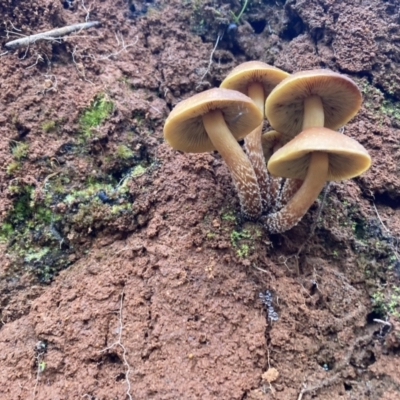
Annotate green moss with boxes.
[372,289,400,318]
[110,203,130,214]
[221,211,236,222]
[64,180,114,206]
[206,232,216,239]
[41,120,57,132]
[116,144,134,159]
[6,161,20,175]
[24,247,50,263]
[230,229,251,245]
[79,95,114,138]
[359,80,400,124]
[11,142,29,160]
[0,186,53,237]
[236,244,250,257]
[131,164,147,177]
[0,183,70,281]
[230,229,253,257]
[0,222,13,242]
[1,137,151,281]
[380,99,400,123]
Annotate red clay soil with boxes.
[0,0,400,399]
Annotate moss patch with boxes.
[41,120,57,132]
[79,95,114,139]
[11,142,29,160]
[0,184,70,282]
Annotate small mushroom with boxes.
[265,69,362,142]
[163,88,264,220]
[261,127,371,233]
[220,61,289,210]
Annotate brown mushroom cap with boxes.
[267,127,371,181]
[265,70,362,140]
[220,61,289,97]
[164,88,263,153]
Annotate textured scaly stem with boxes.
[246,83,271,211]
[261,152,328,233]
[203,110,262,220]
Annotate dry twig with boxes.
[81,0,92,22]
[5,21,100,49]
[372,201,400,261]
[196,33,221,89]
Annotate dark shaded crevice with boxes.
[373,191,400,209]
[311,27,325,46]
[375,82,400,103]
[280,5,305,40]
[13,122,30,139]
[344,382,352,391]
[102,352,122,364]
[248,19,267,34]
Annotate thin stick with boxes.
[373,318,391,327]
[5,21,100,49]
[26,53,44,69]
[100,291,132,400]
[81,0,91,22]
[8,20,21,33]
[372,201,400,260]
[196,33,221,89]
[97,33,138,60]
[372,202,389,233]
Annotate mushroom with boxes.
[163,88,264,220]
[261,127,371,233]
[220,61,289,210]
[265,69,362,143]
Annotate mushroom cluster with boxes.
[163,65,371,234]
[261,70,371,233]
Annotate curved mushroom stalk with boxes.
[260,130,284,212]
[163,88,264,222]
[269,177,283,212]
[243,83,271,210]
[220,62,289,211]
[261,152,328,233]
[272,178,303,214]
[203,110,262,220]
[263,127,371,233]
[244,122,271,211]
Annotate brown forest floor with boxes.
[0,0,400,399]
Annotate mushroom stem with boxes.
[202,110,262,220]
[272,178,303,213]
[248,83,265,112]
[245,82,271,211]
[303,95,324,129]
[262,151,328,233]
